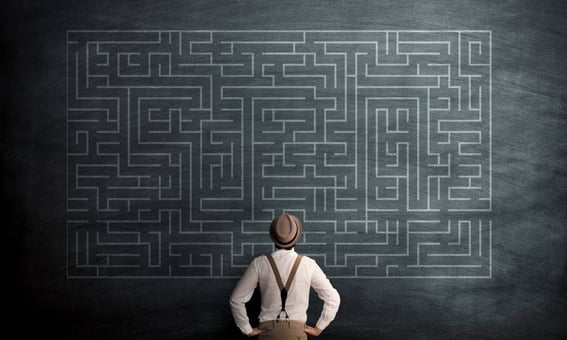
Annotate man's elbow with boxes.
[229,293,240,309]
[334,288,340,303]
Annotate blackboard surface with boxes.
[4,0,566,339]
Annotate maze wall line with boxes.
[67,30,492,278]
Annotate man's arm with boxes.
[229,260,259,335]
[309,262,341,332]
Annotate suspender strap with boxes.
[266,255,303,320]
[266,255,285,291]
[286,256,303,292]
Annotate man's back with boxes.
[245,249,338,325]
[230,214,340,338]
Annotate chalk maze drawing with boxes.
[67,30,492,278]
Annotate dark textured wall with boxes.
[4,0,566,339]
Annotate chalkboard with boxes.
[4,0,566,339]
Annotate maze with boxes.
[67,30,492,278]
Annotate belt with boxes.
[259,320,305,329]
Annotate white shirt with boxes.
[230,249,340,335]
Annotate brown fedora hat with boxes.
[270,213,302,248]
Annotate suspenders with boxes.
[266,255,303,321]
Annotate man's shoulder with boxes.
[250,254,269,265]
[298,254,318,265]
[252,254,266,261]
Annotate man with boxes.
[230,213,340,339]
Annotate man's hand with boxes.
[246,328,266,337]
[303,325,323,336]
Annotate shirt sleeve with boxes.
[229,259,259,335]
[310,261,341,330]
